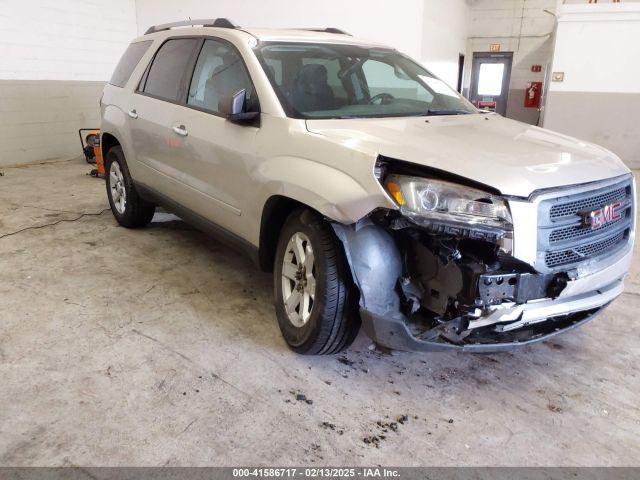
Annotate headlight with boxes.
[384,175,513,234]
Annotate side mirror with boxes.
[220,89,260,124]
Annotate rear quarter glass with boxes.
[109,40,153,88]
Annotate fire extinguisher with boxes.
[524,82,542,108]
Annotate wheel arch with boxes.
[258,195,320,272]
[253,153,394,272]
[101,132,121,161]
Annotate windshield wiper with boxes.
[424,109,472,116]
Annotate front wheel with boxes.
[274,209,360,355]
[105,146,155,228]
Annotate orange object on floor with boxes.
[79,128,105,177]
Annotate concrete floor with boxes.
[1,159,640,467]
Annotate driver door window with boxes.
[187,39,256,115]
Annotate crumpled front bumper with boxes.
[333,221,630,353]
[360,283,618,353]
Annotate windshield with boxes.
[255,42,477,119]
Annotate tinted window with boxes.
[144,39,200,102]
[187,39,257,114]
[109,41,153,87]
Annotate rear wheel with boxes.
[274,209,360,355]
[105,146,155,228]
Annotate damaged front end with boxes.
[332,160,615,352]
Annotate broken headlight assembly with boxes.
[383,174,513,248]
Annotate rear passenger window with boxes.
[187,39,257,114]
[110,40,152,87]
[143,38,200,102]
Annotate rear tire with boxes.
[105,146,155,228]
[274,209,360,355]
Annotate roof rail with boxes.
[302,27,351,36]
[144,18,238,35]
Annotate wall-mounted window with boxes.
[477,63,505,96]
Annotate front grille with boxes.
[548,211,626,244]
[549,186,627,220]
[545,230,625,268]
[537,177,634,271]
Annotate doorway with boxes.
[469,52,513,116]
[457,53,464,93]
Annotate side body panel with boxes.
[167,103,260,232]
[128,94,184,190]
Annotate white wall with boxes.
[0,0,138,81]
[0,0,137,166]
[543,3,640,168]
[421,0,469,88]
[547,4,640,94]
[135,0,426,60]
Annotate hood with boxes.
[306,114,630,197]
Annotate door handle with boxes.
[128,109,138,119]
[172,124,188,137]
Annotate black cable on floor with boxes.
[0,208,111,240]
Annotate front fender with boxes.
[256,155,394,224]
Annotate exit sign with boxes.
[531,65,542,72]
[490,43,501,52]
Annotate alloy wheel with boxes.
[281,232,316,327]
[109,161,127,214]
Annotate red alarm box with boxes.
[524,82,543,108]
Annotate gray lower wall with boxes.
[506,89,541,126]
[0,80,105,167]
[543,91,640,169]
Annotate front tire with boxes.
[274,209,360,355]
[105,146,155,228]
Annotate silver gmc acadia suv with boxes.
[100,19,635,354]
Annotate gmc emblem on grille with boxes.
[580,201,622,230]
